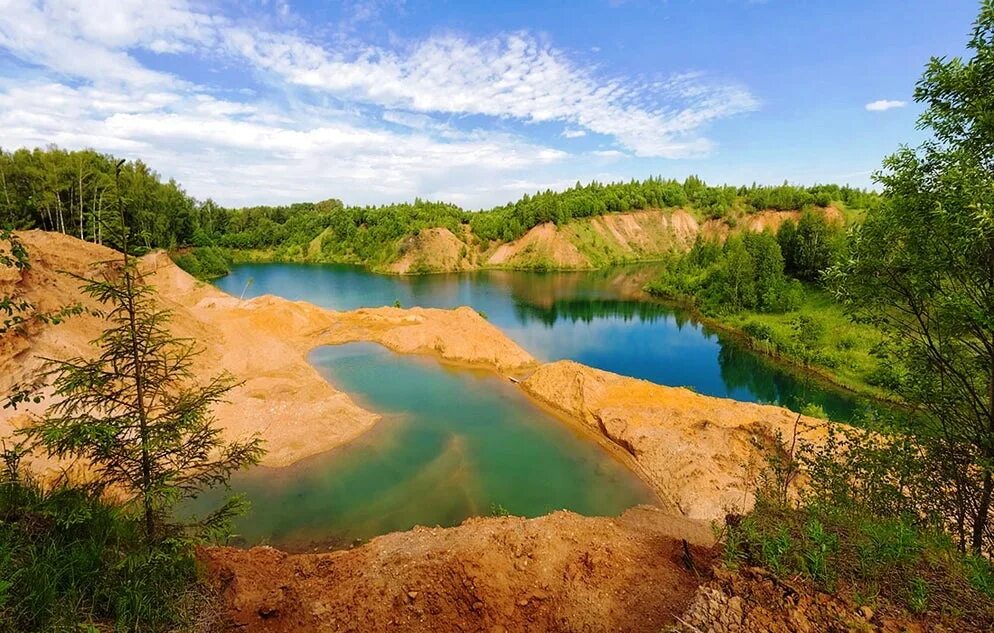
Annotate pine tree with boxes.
[23,164,264,541]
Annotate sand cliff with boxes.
[379,206,844,274]
[522,361,824,521]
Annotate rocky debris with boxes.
[668,567,977,633]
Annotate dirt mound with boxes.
[201,505,716,633]
[486,222,591,269]
[1,231,535,471]
[672,566,972,633]
[587,209,700,257]
[522,361,824,521]
[386,227,474,274]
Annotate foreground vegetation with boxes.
[727,423,994,626]
[725,5,994,629]
[1,198,263,629]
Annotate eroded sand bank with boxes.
[0,232,535,469]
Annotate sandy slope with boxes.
[523,361,825,521]
[377,207,845,275]
[0,231,534,470]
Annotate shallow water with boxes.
[187,342,657,549]
[215,263,866,421]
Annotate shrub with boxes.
[724,425,994,624]
[0,458,203,632]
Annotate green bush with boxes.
[171,246,231,280]
[0,466,203,632]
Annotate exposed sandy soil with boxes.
[386,227,474,274]
[200,505,717,633]
[522,361,824,521]
[400,207,842,274]
[0,231,534,470]
[486,221,591,269]
[587,208,699,257]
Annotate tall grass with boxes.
[0,456,204,632]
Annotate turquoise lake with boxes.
[215,263,866,421]
[195,263,871,548]
[187,342,657,550]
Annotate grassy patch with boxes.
[722,286,888,399]
[0,471,208,632]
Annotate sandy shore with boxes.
[0,231,535,470]
[2,231,827,522]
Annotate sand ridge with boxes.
[522,360,825,521]
[0,231,535,470]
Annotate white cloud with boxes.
[865,99,906,112]
[0,1,760,206]
[222,30,758,158]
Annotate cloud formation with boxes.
[865,99,907,112]
[0,0,759,206]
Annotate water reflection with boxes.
[215,262,866,421]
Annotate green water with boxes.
[187,342,656,550]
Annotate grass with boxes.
[725,425,994,627]
[0,465,209,632]
[721,286,890,400]
[726,498,994,624]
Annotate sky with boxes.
[0,0,982,208]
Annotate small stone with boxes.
[860,605,874,620]
[517,599,529,607]
[407,591,419,601]
[472,601,484,611]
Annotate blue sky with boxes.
[0,0,980,208]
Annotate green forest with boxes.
[0,146,881,274]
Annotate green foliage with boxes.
[1,147,880,272]
[0,147,198,251]
[647,233,801,316]
[778,210,842,281]
[828,0,994,554]
[0,449,204,632]
[171,246,232,280]
[726,423,994,624]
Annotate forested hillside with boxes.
[1,146,880,275]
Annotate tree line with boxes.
[1,146,880,264]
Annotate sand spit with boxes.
[200,505,715,633]
[522,360,824,521]
[0,231,534,469]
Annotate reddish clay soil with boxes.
[200,506,716,633]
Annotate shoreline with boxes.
[212,254,896,415]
